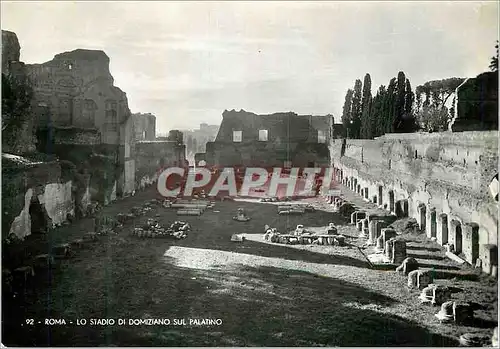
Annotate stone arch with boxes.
[450,219,463,254]
[438,213,448,245]
[463,222,479,265]
[395,200,405,218]
[417,203,426,231]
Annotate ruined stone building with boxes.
[25,47,136,202]
[2,30,186,240]
[197,109,335,168]
[450,72,498,132]
[133,112,156,141]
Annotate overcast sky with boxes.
[2,1,498,133]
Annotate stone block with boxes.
[480,244,498,275]
[376,235,384,250]
[417,270,433,290]
[453,302,473,324]
[391,239,407,264]
[396,257,418,275]
[385,238,395,260]
[407,270,419,288]
[381,228,397,247]
[462,223,479,265]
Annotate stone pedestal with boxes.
[381,228,397,250]
[391,239,407,264]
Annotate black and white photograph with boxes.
[1,1,498,347]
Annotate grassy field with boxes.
[2,186,497,346]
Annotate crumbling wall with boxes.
[1,30,37,154]
[2,155,76,239]
[134,141,186,189]
[202,110,331,167]
[450,72,498,132]
[133,113,156,141]
[331,131,498,271]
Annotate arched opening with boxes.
[395,200,404,218]
[388,190,395,213]
[378,186,383,206]
[29,198,47,234]
[364,187,369,199]
[403,200,409,217]
[357,184,361,194]
[439,213,448,245]
[430,209,437,238]
[455,224,463,254]
[418,204,426,231]
[372,195,377,204]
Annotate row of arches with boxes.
[333,166,482,267]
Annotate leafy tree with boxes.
[490,40,499,72]
[341,89,354,138]
[360,73,372,138]
[417,105,451,132]
[370,85,386,137]
[415,78,465,112]
[351,79,363,139]
[1,72,33,133]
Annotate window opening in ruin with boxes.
[414,150,418,159]
[29,198,47,234]
[258,129,268,141]
[233,130,242,142]
[364,188,369,199]
[318,130,326,143]
[378,186,383,206]
[372,196,377,204]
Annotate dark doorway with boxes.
[30,198,47,234]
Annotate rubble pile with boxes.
[132,219,191,239]
[277,204,315,215]
[263,224,346,246]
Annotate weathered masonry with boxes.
[198,109,339,168]
[2,30,186,240]
[331,131,498,275]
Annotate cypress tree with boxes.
[351,79,363,139]
[341,89,354,138]
[360,73,372,139]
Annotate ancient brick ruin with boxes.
[1,30,185,239]
[198,109,337,168]
[331,131,498,275]
[133,113,156,141]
